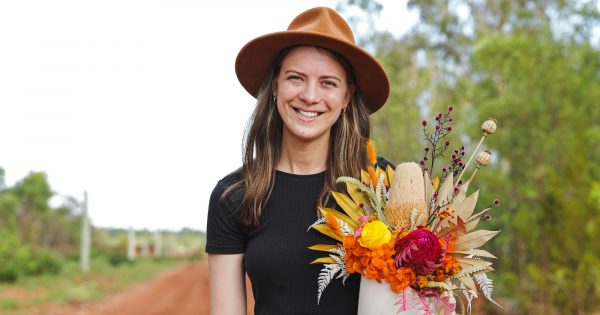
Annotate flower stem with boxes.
[456,134,487,185]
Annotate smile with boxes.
[295,108,322,119]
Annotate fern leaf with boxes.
[459,283,475,314]
[307,217,326,232]
[317,264,341,305]
[455,259,492,278]
[474,273,503,309]
[329,247,346,258]
[342,272,349,285]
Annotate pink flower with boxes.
[354,215,371,237]
[394,228,442,275]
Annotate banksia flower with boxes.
[385,162,427,230]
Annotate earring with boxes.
[342,107,347,113]
[273,96,277,103]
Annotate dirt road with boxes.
[71,262,253,315]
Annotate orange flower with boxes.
[439,236,456,252]
[343,232,418,293]
[325,213,344,237]
[367,139,377,165]
[368,166,378,187]
[389,267,415,293]
[441,255,460,275]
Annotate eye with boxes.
[322,80,338,87]
[287,75,302,82]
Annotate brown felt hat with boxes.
[235,7,390,114]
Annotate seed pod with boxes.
[476,150,492,166]
[482,118,497,134]
[385,162,427,230]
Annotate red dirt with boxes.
[64,262,254,315]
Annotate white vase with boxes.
[357,276,420,315]
[357,276,458,315]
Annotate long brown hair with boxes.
[224,46,371,227]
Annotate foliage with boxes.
[339,0,600,313]
[0,171,78,282]
[108,251,131,267]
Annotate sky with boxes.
[0,0,418,231]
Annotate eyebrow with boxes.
[284,70,343,82]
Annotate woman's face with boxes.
[274,46,353,145]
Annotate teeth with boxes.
[298,109,319,118]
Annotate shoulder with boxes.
[211,167,244,213]
[216,167,243,188]
[376,156,395,170]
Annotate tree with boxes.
[339,0,600,313]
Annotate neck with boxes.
[277,132,329,175]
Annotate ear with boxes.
[272,78,278,96]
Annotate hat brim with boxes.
[235,30,390,114]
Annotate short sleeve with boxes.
[205,178,247,254]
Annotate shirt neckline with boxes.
[275,169,326,179]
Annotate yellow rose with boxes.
[358,221,392,250]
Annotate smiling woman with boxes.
[205,7,391,315]
[275,46,353,161]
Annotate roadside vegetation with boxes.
[0,168,206,314]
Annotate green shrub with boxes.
[107,252,130,267]
[10,247,62,277]
[0,261,18,283]
[0,232,19,282]
[34,250,62,275]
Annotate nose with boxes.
[298,80,320,104]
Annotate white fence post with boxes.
[153,231,162,258]
[127,227,136,261]
[80,191,91,272]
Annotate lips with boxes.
[294,108,322,119]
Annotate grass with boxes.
[0,256,179,314]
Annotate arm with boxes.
[208,253,247,315]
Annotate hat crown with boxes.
[287,7,355,45]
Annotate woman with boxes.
[206,7,390,314]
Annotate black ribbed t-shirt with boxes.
[205,169,360,315]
